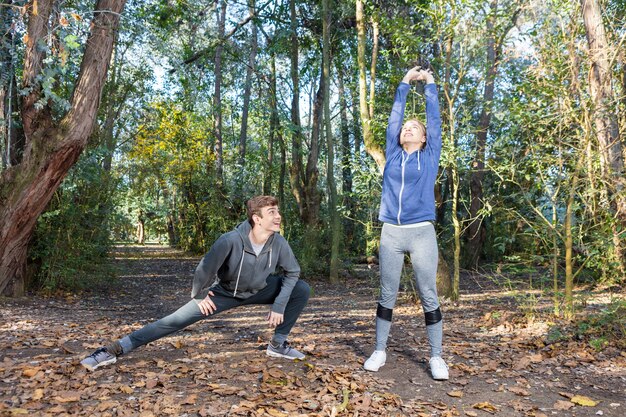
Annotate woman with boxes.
[363,66,448,380]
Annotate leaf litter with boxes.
[0,245,624,416]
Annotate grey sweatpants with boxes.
[375,222,443,356]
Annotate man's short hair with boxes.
[247,195,279,226]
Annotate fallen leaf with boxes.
[54,391,81,403]
[181,394,197,405]
[554,400,575,410]
[22,368,39,377]
[472,402,498,413]
[119,385,134,394]
[447,390,464,398]
[32,389,44,401]
[571,395,598,407]
[266,408,287,416]
[465,411,478,416]
[508,386,531,396]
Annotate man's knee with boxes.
[293,280,311,301]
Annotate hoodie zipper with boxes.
[417,149,421,171]
[233,252,245,297]
[397,152,407,224]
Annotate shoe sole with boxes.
[363,361,385,372]
[266,349,305,360]
[81,357,117,371]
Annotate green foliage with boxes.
[29,149,115,293]
[547,299,626,350]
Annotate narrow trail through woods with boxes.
[1,244,624,416]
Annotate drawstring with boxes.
[233,252,245,297]
[417,150,421,171]
[268,248,272,268]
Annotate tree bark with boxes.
[580,0,625,274]
[336,61,354,245]
[238,0,258,169]
[356,0,384,171]
[468,1,519,267]
[288,0,305,214]
[264,50,278,196]
[323,0,340,283]
[0,0,126,296]
[213,0,226,187]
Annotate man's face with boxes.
[254,205,281,232]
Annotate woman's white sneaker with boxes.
[364,350,386,372]
[429,356,449,380]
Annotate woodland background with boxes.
[1,0,625,314]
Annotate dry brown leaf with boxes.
[171,340,184,349]
[266,408,287,416]
[32,389,44,401]
[570,395,598,407]
[465,411,478,416]
[447,390,464,398]
[508,386,530,396]
[97,401,119,411]
[146,379,159,389]
[22,368,39,377]
[119,385,134,394]
[7,409,29,415]
[554,400,575,410]
[54,391,81,403]
[558,391,574,399]
[472,402,498,413]
[181,394,197,405]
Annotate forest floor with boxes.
[1,244,625,417]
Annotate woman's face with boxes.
[400,120,426,147]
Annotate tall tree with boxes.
[467,0,520,267]
[238,0,258,169]
[356,0,384,171]
[0,0,126,296]
[580,0,625,275]
[213,0,226,187]
[288,0,321,226]
[323,0,340,282]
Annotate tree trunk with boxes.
[0,0,126,296]
[264,50,278,195]
[336,61,354,246]
[356,0,384,171]
[467,0,497,268]
[323,0,340,283]
[580,0,625,275]
[238,0,258,169]
[288,0,306,217]
[213,0,226,187]
[441,6,460,301]
[468,1,519,267]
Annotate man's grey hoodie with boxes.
[190,221,301,314]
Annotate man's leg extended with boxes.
[83,293,242,370]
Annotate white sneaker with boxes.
[429,356,449,380]
[364,350,386,372]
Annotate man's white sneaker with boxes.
[364,350,386,372]
[429,356,449,380]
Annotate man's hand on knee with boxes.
[198,291,216,315]
[267,310,284,327]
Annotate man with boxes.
[81,195,310,370]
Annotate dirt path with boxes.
[1,245,624,416]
